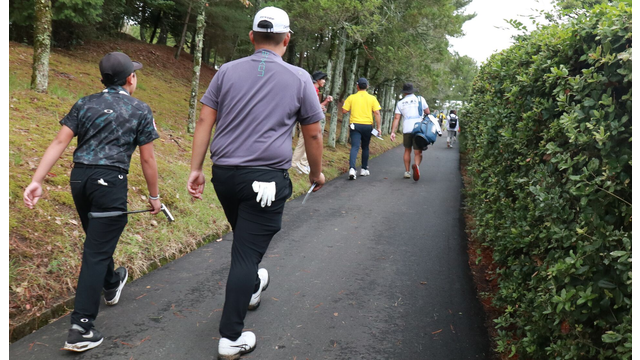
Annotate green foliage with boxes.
[462,1,631,359]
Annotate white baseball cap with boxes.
[252,7,293,34]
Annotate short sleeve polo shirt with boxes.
[60,86,159,171]
[342,90,382,125]
[200,49,324,169]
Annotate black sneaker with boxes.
[104,267,128,305]
[63,326,104,352]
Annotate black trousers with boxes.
[211,165,292,340]
[69,165,129,331]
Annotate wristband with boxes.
[149,194,160,200]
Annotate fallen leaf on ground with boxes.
[432,329,442,334]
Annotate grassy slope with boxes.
[8,37,401,339]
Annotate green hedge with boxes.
[462,2,631,359]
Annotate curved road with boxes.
[10,140,491,359]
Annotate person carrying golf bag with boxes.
[23,52,162,352]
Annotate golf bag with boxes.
[412,116,438,151]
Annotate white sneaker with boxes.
[103,267,127,306]
[297,162,310,174]
[348,168,357,180]
[360,169,370,176]
[218,331,256,360]
[403,171,411,179]
[248,268,269,310]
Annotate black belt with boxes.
[73,163,128,174]
[213,164,283,171]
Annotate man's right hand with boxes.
[390,132,396,142]
[309,172,325,191]
[187,170,206,200]
[149,198,162,214]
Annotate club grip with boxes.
[88,211,125,218]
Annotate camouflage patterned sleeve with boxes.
[59,99,82,135]
[136,105,160,146]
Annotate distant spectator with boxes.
[292,71,333,174]
[446,109,460,148]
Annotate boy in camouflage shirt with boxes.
[23,52,161,352]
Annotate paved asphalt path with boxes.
[10,139,491,360]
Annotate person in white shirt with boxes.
[446,109,460,148]
[390,83,441,181]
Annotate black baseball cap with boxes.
[312,71,328,82]
[357,77,368,89]
[99,52,143,85]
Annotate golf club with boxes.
[88,203,175,222]
[302,182,317,205]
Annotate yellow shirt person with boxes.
[342,84,382,125]
[341,78,382,180]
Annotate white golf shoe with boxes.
[248,268,269,310]
[349,168,357,180]
[218,331,256,360]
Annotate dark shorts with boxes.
[403,133,420,150]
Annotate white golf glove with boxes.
[252,181,276,207]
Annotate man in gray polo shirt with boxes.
[187,6,325,359]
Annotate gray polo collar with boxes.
[254,48,282,60]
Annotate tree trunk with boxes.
[157,18,169,45]
[175,0,193,59]
[379,85,389,135]
[202,34,211,65]
[31,0,52,93]
[320,29,337,132]
[149,10,162,44]
[387,85,397,135]
[363,55,370,81]
[230,34,240,60]
[139,24,147,43]
[189,28,196,55]
[187,0,207,134]
[328,32,347,148]
[339,48,358,145]
[286,38,296,64]
[139,4,148,43]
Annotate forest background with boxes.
[11,1,628,359]
[8,0,479,343]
